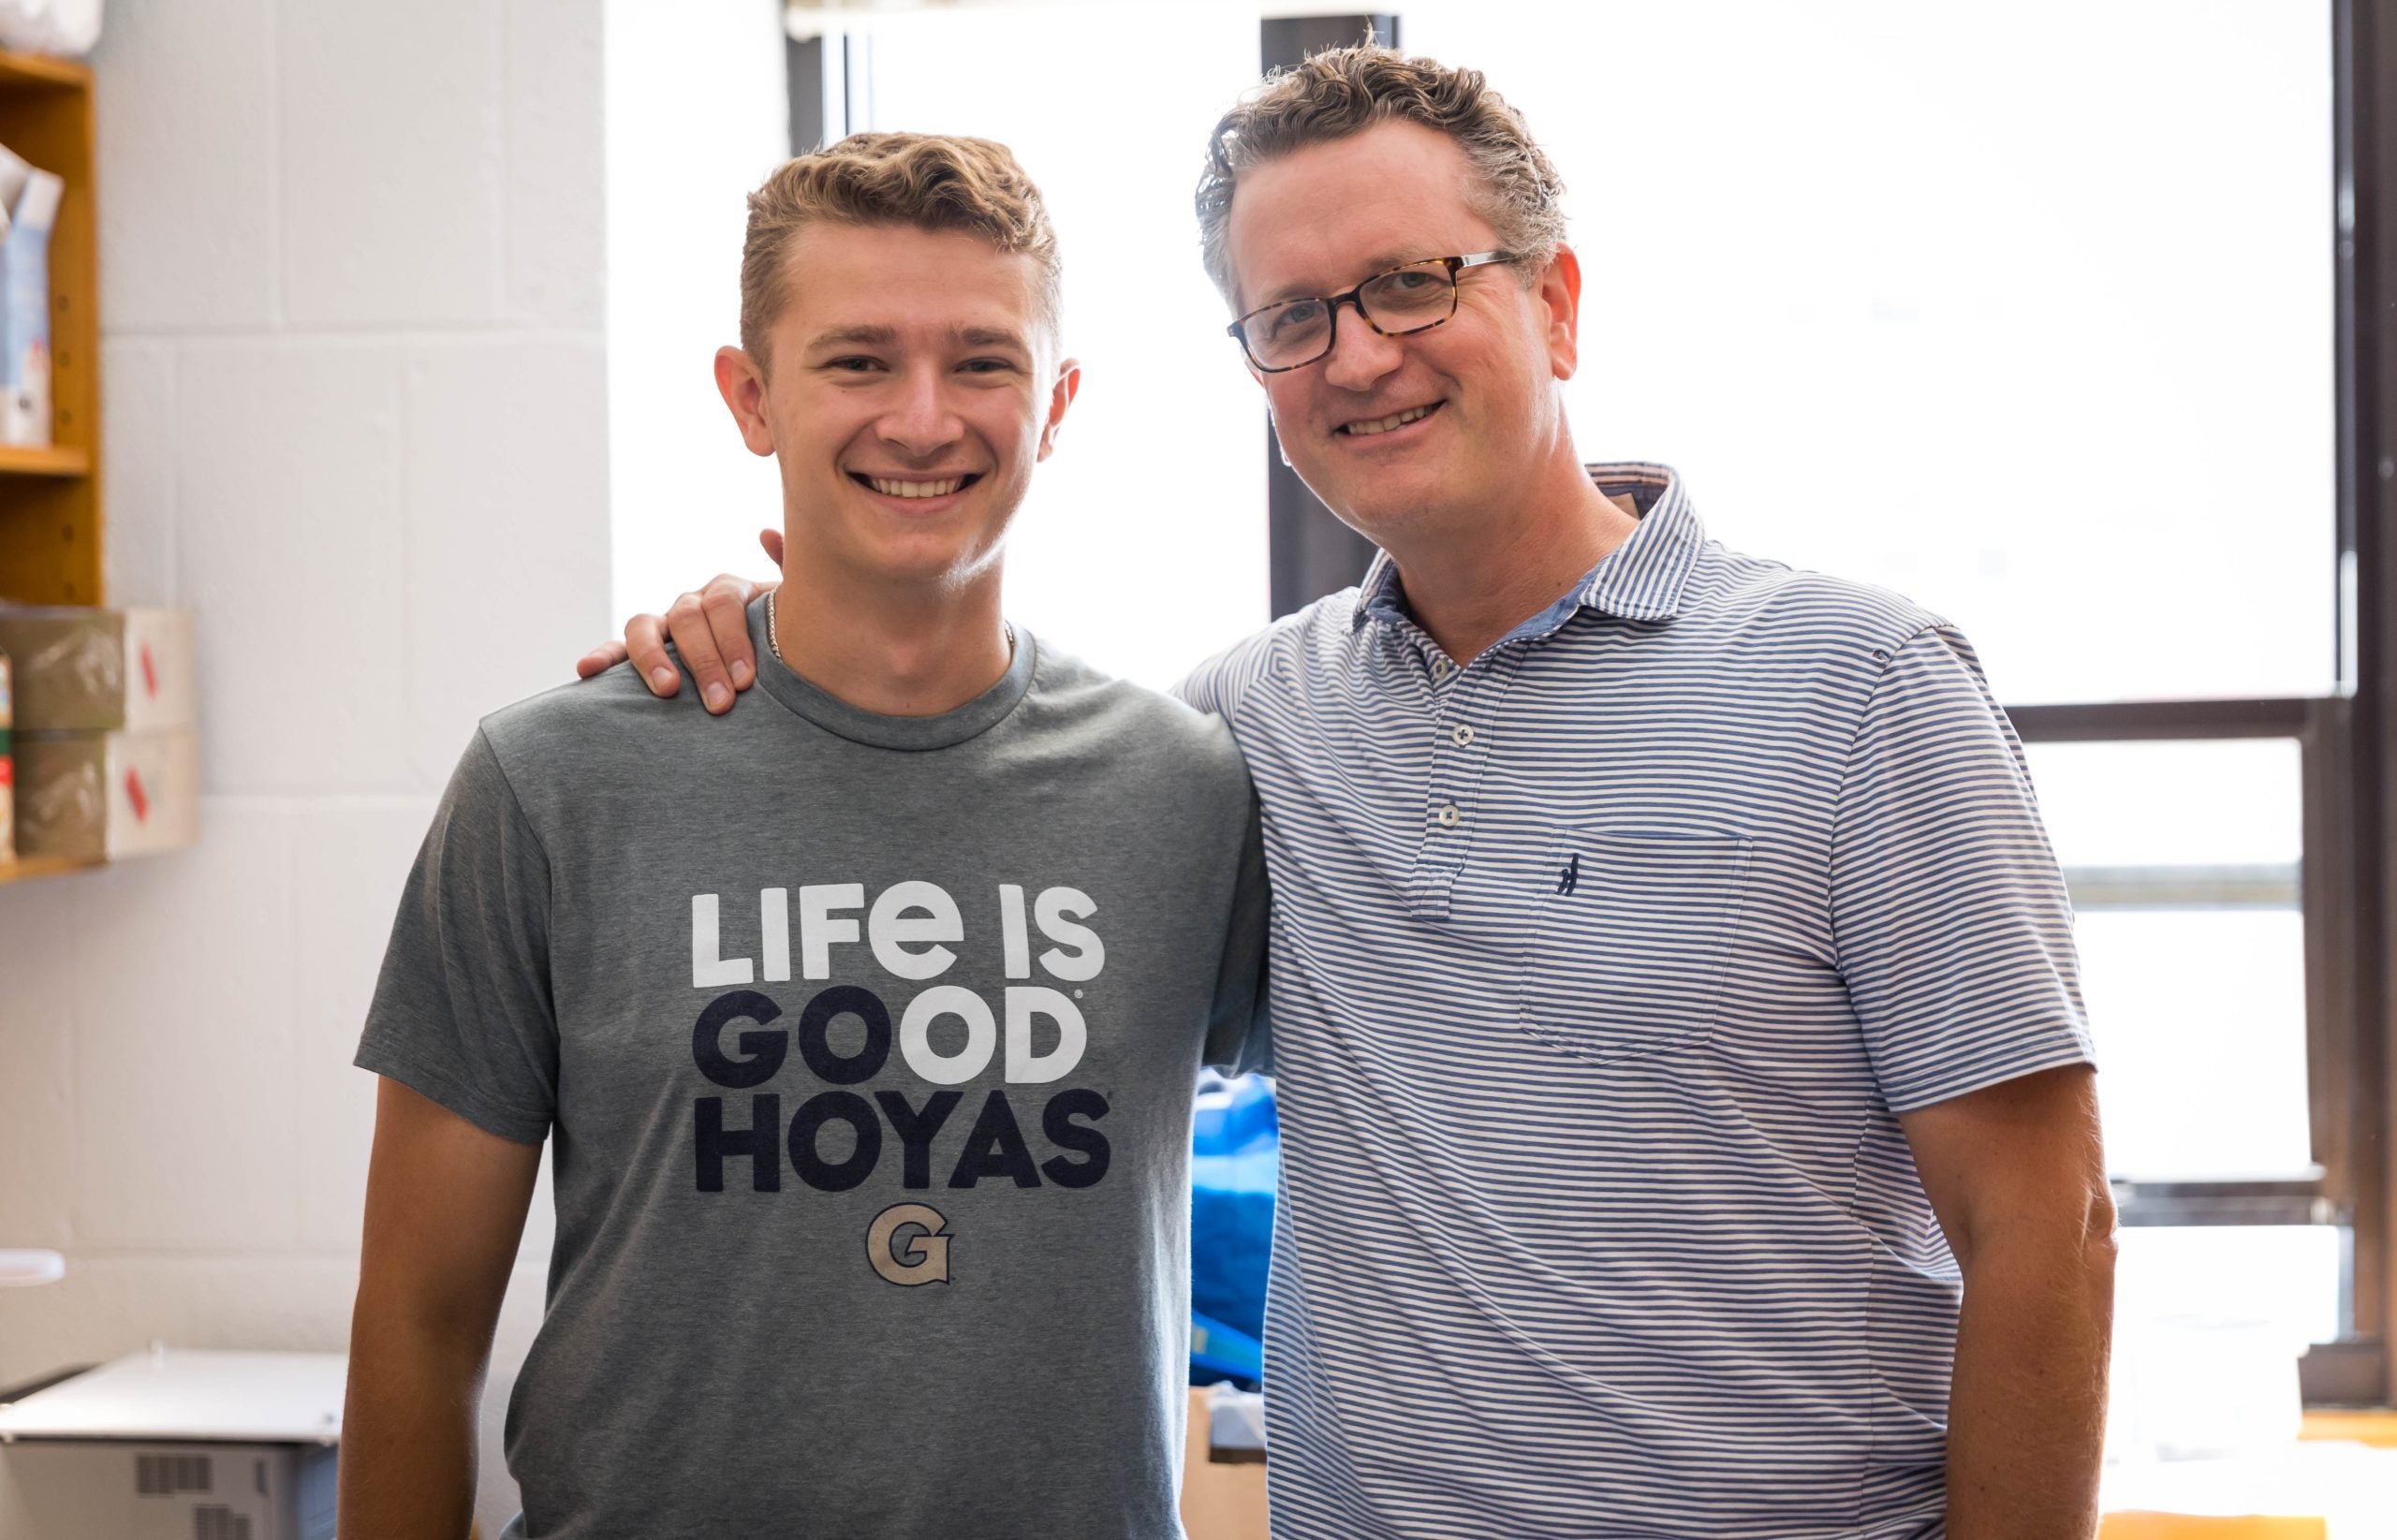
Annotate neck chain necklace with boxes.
[764,588,1014,667]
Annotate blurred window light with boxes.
[605,0,794,631]
[1406,0,2336,707]
[848,3,1272,689]
[2022,738,2312,1181]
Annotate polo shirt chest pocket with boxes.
[1517,828,1753,1065]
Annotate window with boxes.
[828,3,1272,691]
[1404,0,2337,708]
[604,2,792,630]
[2026,738,2310,1181]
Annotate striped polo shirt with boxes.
[1177,462,2094,1539]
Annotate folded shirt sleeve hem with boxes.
[354,1036,552,1147]
[1882,1040,2098,1117]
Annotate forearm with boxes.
[1945,1229,2116,1538]
[338,1301,494,1539]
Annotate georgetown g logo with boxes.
[868,1203,951,1285]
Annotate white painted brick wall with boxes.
[97,339,174,605]
[404,336,610,785]
[2,1,609,1532]
[175,339,411,792]
[93,0,277,330]
[280,0,507,328]
[504,0,608,331]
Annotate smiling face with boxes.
[1224,120,1581,552]
[717,221,1078,593]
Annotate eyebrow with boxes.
[804,323,1034,353]
[1254,251,1430,310]
[808,324,900,349]
[957,326,1032,351]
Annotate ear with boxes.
[1226,311,1265,389]
[713,346,778,458]
[1536,243,1584,383]
[1036,357,1085,462]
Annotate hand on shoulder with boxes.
[574,528,784,715]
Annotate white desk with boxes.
[0,1350,345,1540]
[0,1348,344,1444]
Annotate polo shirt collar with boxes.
[1350,462,1705,634]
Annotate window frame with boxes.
[2006,701,2345,1231]
[1992,0,2397,1409]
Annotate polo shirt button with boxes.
[1450,724,1476,748]
[1436,803,1461,829]
[1430,657,1452,680]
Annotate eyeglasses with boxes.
[1226,251,1519,374]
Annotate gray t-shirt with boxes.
[357,599,1268,1540]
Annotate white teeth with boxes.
[868,477,963,498]
[1346,403,1434,437]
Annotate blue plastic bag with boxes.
[1190,1071,1277,1388]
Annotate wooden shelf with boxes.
[0,443,86,477]
[0,853,100,886]
[0,45,97,609]
[0,51,86,93]
[0,50,104,887]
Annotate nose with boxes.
[877,364,965,460]
[1319,298,1404,394]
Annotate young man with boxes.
[598,48,2116,1540]
[345,133,1267,1539]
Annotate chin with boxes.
[877,533,1007,587]
[1318,480,1450,549]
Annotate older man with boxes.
[595,48,2114,1540]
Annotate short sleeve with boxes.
[1172,624,1285,727]
[1172,657,1238,721]
[1202,792,1273,1078]
[354,728,559,1144]
[1830,625,2095,1113]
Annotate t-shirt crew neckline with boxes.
[743,593,1037,752]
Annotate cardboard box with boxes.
[0,608,196,732]
[14,729,198,862]
[1180,1386,1268,1540]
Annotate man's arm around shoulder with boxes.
[341,1077,542,1540]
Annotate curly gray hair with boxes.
[1195,45,1567,301]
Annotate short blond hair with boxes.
[1195,46,1566,300]
[740,131,1063,371]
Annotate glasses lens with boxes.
[1245,298,1333,370]
[1360,262,1457,329]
